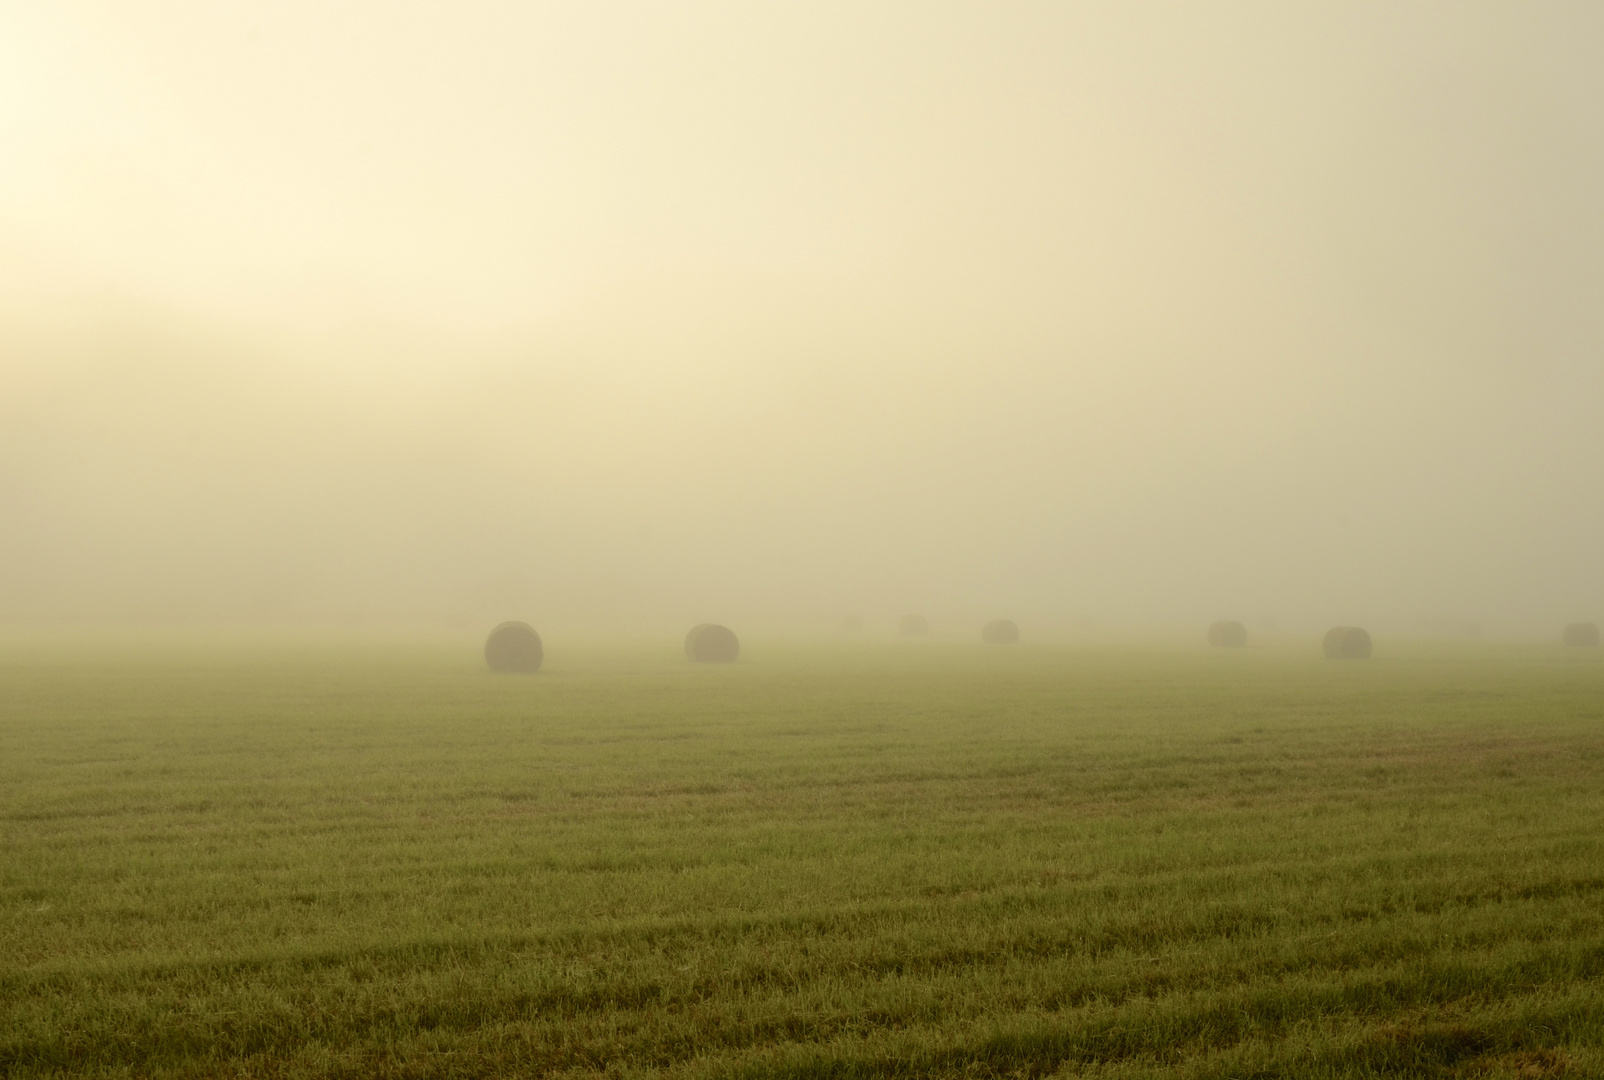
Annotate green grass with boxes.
[2,633,1602,1078]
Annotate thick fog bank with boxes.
[2,3,1600,635]
[3,300,1597,638]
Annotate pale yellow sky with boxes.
[2,3,1601,632]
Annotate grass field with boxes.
[3,632,1603,1078]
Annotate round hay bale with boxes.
[899,614,929,637]
[1208,620,1247,648]
[839,614,864,632]
[1322,626,1372,659]
[685,622,740,662]
[1563,621,1600,648]
[981,619,1019,645]
[484,621,543,673]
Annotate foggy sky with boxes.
[3,2,1601,634]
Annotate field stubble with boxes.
[2,633,1602,1078]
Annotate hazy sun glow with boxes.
[2,2,1601,631]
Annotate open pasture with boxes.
[3,634,1603,1078]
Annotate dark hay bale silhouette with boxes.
[685,623,740,662]
[1323,626,1372,659]
[899,614,929,637]
[484,621,543,673]
[1208,620,1247,648]
[981,619,1019,645]
[1563,622,1600,648]
[839,614,864,632]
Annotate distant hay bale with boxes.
[1563,622,1600,648]
[839,614,865,632]
[981,619,1020,645]
[1322,626,1372,659]
[1208,620,1247,648]
[484,621,544,673]
[685,623,740,662]
[899,614,929,637]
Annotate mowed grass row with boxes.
[2,635,1602,1078]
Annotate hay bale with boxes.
[899,614,929,637]
[484,621,544,673]
[685,622,740,662]
[1322,626,1372,659]
[1208,620,1247,648]
[981,619,1019,645]
[839,614,864,632]
[1563,621,1600,648]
